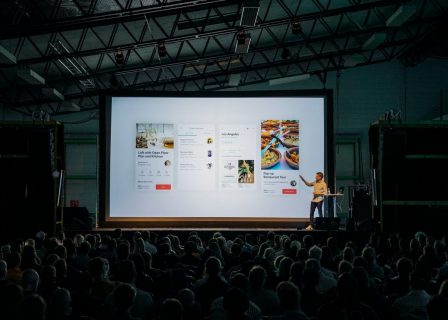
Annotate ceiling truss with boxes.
[0,0,446,114]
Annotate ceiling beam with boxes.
[7,56,396,114]
[0,14,436,96]
[0,0,241,40]
[0,0,411,40]
[4,0,412,68]
[28,16,436,84]
[5,37,409,108]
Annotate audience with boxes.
[426,294,448,320]
[0,229,446,320]
[194,256,228,313]
[0,283,23,320]
[274,281,308,320]
[248,266,281,316]
[300,267,326,317]
[48,287,72,320]
[0,259,7,282]
[177,288,202,320]
[393,271,431,320]
[160,298,183,320]
[223,287,249,320]
[316,273,377,320]
[209,273,262,320]
[6,251,22,283]
[111,283,139,320]
[114,259,154,319]
[386,257,413,299]
[21,268,40,295]
[304,258,336,294]
[19,294,47,320]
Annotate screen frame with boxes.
[99,90,334,228]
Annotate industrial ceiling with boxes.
[0,0,447,115]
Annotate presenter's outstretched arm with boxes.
[299,175,313,187]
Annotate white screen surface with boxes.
[107,96,326,218]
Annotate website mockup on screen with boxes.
[105,95,327,219]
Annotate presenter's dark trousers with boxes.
[310,201,323,226]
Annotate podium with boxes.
[323,193,344,217]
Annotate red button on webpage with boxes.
[156,184,171,190]
[282,189,297,194]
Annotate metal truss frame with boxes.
[0,0,447,114]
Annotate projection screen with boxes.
[100,91,333,227]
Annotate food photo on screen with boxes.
[238,160,255,183]
[136,123,174,149]
[260,120,299,170]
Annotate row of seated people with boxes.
[1,229,448,320]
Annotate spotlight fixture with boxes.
[281,48,291,60]
[114,48,124,66]
[291,17,302,35]
[235,31,251,54]
[110,74,121,89]
[237,30,246,45]
[158,42,167,58]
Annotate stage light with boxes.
[235,31,251,54]
[291,17,302,35]
[158,42,167,58]
[281,48,291,60]
[114,48,125,66]
[110,74,121,89]
[237,30,246,45]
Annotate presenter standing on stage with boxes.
[300,172,327,230]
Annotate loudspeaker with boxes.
[352,189,371,223]
[63,207,93,231]
[346,218,355,232]
[0,125,61,239]
[314,217,340,230]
